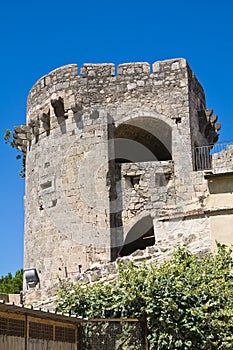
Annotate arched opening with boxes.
[119,216,155,257]
[114,117,172,163]
[108,116,172,260]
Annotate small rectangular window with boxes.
[124,175,140,189]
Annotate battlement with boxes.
[117,62,151,75]
[28,58,187,91]
[26,58,198,121]
[80,63,115,77]
[28,58,188,96]
[20,58,215,157]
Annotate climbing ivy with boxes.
[4,129,25,177]
[56,244,233,349]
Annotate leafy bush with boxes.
[0,269,23,294]
[56,245,233,349]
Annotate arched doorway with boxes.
[119,216,155,257]
[108,115,172,260]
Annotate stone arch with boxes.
[119,215,155,257]
[114,116,172,162]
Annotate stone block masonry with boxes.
[14,58,231,307]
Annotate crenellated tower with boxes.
[14,58,223,295]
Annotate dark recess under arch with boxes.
[114,120,172,163]
[120,216,155,257]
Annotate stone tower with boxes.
[14,58,222,291]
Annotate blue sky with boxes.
[0,0,233,277]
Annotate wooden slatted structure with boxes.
[0,301,148,349]
[0,301,80,350]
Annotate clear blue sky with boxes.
[0,0,233,277]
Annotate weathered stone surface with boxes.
[18,58,233,308]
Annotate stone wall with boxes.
[24,237,210,310]
[27,59,191,118]
[120,161,175,226]
[212,145,233,173]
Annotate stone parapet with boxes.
[118,62,150,76]
[26,58,191,123]
[80,63,115,78]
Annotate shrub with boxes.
[56,244,233,349]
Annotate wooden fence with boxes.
[0,302,148,349]
[0,310,77,349]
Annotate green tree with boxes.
[56,244,233,349]
[0,269,23,294]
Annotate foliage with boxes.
[4,129,25,177]
[0,269,23,294]
[79,321,145,349]
[56,244,233,349]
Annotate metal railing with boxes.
[193,141,233,171]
